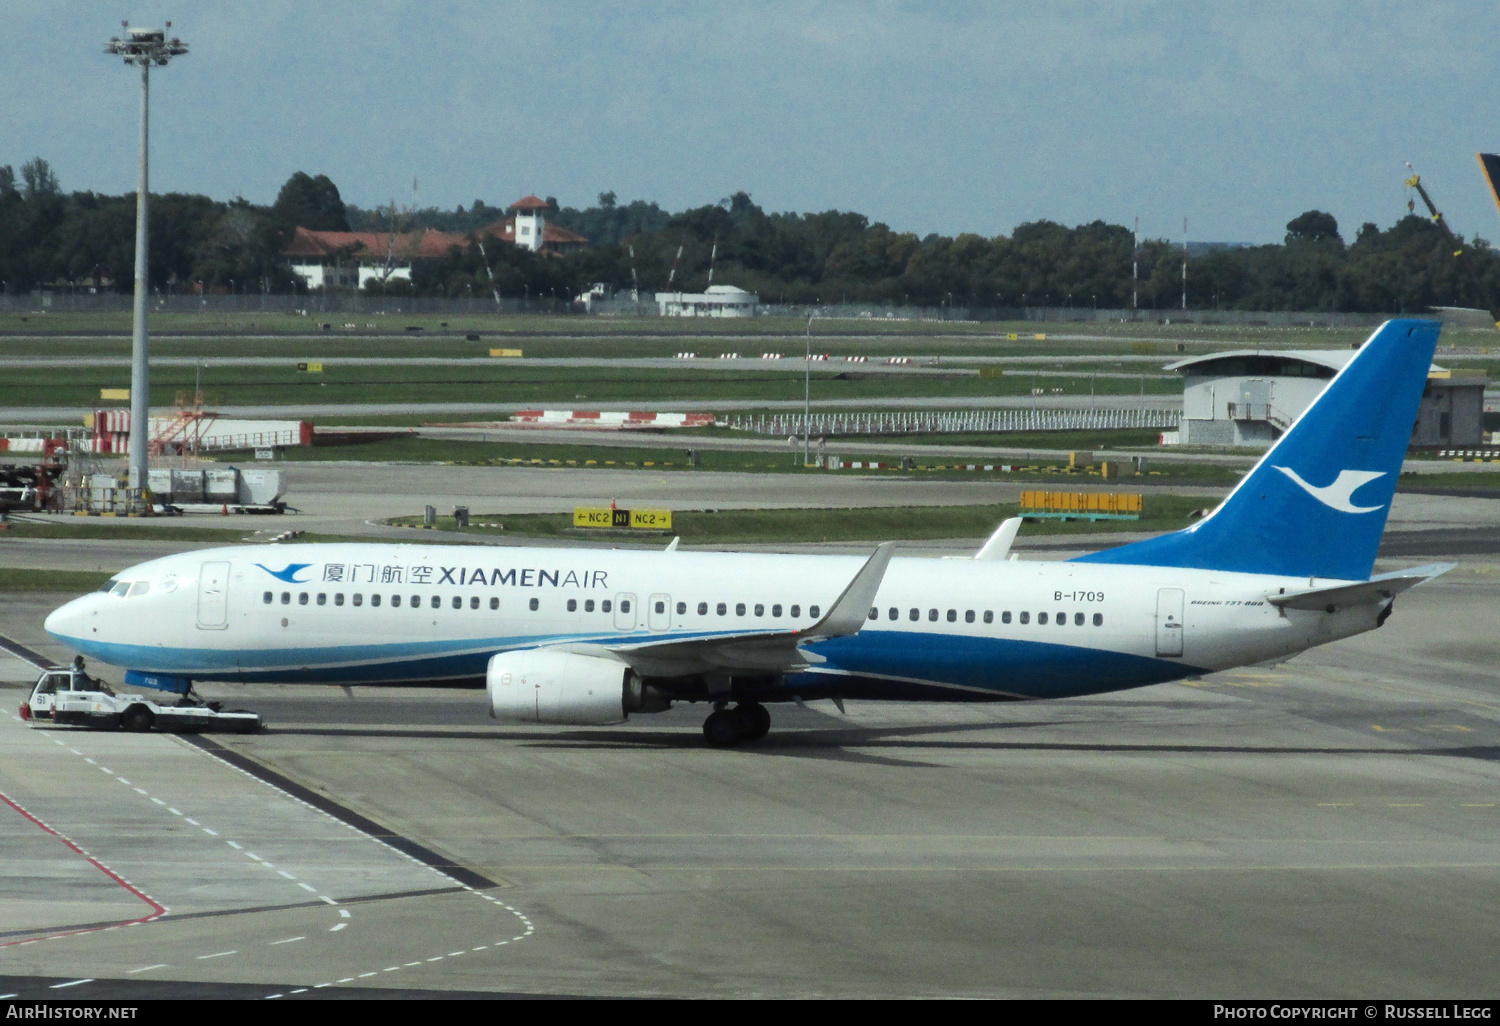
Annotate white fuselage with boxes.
[44,543,1383,701]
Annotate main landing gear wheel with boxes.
[703,703,772,747]
[737,702,771,741]
[703,709,741,748]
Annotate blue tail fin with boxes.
[1073,318,1440,580]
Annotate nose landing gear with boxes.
[702,701,772,747]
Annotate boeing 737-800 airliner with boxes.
[44,319,1449,746]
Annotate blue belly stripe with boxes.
[50,626,1203,698]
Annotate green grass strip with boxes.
[388,496,1209,545]
[0,520,251,541]
[0,568,116,593]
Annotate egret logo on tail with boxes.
[1272,467,1386,514]
[255,562,313,583]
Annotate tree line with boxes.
[3,159,1499,314]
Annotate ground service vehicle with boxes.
[20,667,261,733]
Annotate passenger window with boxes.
[809,606,820,618]
[451,596,462,610]
[676,601,686,614]
[965,610,974,623]
[392,595,401,608]
[528,598,539,611]
[430,595,440,609]
[928,609,938,621]
[585,599,596,612]
[888,607,897,620]
[697,602,707,615]
[1000,611,1010,624]
[568,599,578,612]
[868,607,877,620]
[655,601,665,614]
[490,597,499,611]
[317,593,327,606]
[772,604,783,617]
[370,594,381,607]
[1074,612,1084,626]
[335,593,345,606]
[411,595,420,608]
[602,599,613,613]
[946,609,956,622]
[716,602,726,616]
[281,592,290,605]
[983,611,993,624]
[735,603,745,616]
[1057,611,1066,625]
[1019,611,1029,624]
[470,596,480,610]
[621,600,631,613]
[1093,613,1103,626]
[755,604,764,617]
[909,608,918,621]
[1038,612,1047,625]
[790,605,801,618]
[263,591,273,604]
[353,594,363,607]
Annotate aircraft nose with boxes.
[44,595,90,641]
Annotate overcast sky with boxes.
[5,1,1499,243]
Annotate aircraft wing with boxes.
[1267,563,1454,611]
[555,543,896,677]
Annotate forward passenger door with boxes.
[197,561,230,630]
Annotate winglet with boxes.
[665,536,680,552]
[974,517,1023,560]
[801,542,896,641]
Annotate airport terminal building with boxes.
[1168,350,1487,448]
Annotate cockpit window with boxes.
[110,582,130,597]
[100,580,121,593]
[127,582,149,598]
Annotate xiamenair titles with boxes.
[255,559,612,591]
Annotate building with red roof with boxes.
[284,196,587,290]
[480,195,587,255]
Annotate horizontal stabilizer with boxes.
[1268,563,1454,611]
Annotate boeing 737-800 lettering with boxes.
[44,319,1451,746]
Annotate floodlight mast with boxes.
[104,22,188,503]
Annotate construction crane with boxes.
[1476,153,1500,221]
[1404,162,1463,256]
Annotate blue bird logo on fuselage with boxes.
[255,562,313,583]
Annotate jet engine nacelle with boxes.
[487,650,631,725]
